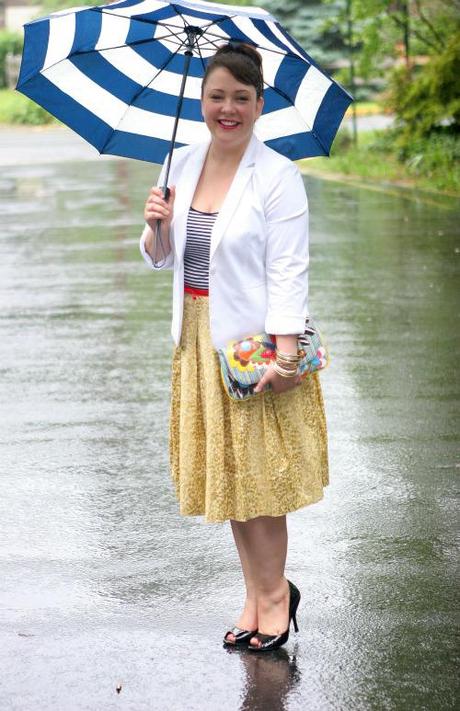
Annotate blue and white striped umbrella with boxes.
[17,0,353,164]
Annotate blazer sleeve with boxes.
[263,161,309,335]
[139,157,174,271]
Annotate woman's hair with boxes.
[202,42,264,99]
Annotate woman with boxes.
[140,43,328,652]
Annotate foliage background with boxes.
[1,0,459,193]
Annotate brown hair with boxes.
[202,42,264,99]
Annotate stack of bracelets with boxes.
[273,349,300,378]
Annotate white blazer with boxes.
[140,133,309,350]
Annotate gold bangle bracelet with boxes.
[276,360,299,370]
[274,363,298,374]
[275,357,298,369]
[273,362,298,378]
[273,368,298,379]
[276,349,300,362]
[275,356,298,369]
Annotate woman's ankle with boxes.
[256,577,289,605]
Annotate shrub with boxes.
[0,30,23,88]
[330,128,354,154]
[367,128,460,192]
[402,133,460,191]
[0,89,55,125]
[385,30,460,148]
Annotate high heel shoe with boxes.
[248,580,300,653]
[223,626,259,647]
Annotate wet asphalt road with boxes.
[0,129,458,710]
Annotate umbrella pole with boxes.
[154,26,202,267]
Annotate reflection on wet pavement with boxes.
[0,153,458,710]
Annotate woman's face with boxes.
[201,67,264,152]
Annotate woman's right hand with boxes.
[144,186,176,232]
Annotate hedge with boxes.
[0,30,23,88]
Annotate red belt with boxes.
[184,285,209,297]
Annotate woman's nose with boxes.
[221,99,235,113]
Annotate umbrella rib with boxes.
[98,35,190,155]
[72,29,193,57]
[266,83,313,131]
[170,11,303,61]
[93,7,289,58]
[204,30,298,59]
[92,8,198,49]
[170,3,188,31]
[170,5,223,59]
[197,33,223,54]
[194,38,208,74]
[41,23,192,69]
[141,35,189,88]
[39,32,187,77]
[89,8,301,61]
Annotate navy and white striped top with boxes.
[183,207,218,290]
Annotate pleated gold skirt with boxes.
[169,293,329,523]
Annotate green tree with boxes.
[259,0,345,67]
[387,28,460,141]
[0,30,23,88]
[324,0,460,78]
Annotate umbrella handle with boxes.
[153,219,168,268]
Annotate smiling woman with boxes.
[140,41,329,654]
[194,63,264,212]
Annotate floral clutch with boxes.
[217,316,329,401]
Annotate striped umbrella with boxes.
[17,0,353,175]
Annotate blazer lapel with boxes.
[209,134,259,261]
[172,140,210,258]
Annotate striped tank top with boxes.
[183,207,218,291]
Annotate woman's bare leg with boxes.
[225,520,258,642]
[229,515,291,647]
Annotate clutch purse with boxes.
[217,316,328,401]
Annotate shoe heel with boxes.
[293,613,299,633]
[287,580,301,634]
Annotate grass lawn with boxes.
[0,88,56,125]
[299,130,460,196]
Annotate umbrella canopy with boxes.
[17,0,353,164]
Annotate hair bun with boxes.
[203,41,264,99]
[219,41,262,71]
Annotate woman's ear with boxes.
[255,96,264,121]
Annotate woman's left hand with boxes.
[254,363,301,395]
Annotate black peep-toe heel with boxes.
[248,580,300,653]
[223,626,259,647]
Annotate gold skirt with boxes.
[169,293,329,523]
